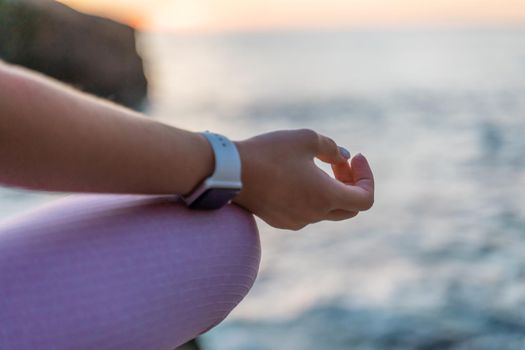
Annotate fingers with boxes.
[350,153,374,194]
[325,209,359,221]
[330,153,375,211]
[331,160,353,184]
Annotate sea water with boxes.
[142,28,525,349]
[141,28,525,350]
[1,27,524,349]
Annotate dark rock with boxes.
[0,0,147,110]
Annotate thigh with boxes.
[0,194,260,350]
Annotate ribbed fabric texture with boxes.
[0,194,260,350]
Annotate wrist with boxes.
[184,131,215,195]
[231,139,252,205]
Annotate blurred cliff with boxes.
[0,0,147,110]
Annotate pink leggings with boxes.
[0,194,260,349]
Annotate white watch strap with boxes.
[202,131,242,188]
[181,131,242,207]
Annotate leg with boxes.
[0,194,260,350]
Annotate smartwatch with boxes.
[182,131,242,210]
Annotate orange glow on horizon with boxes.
[58,0,525,32]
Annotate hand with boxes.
[233,129,375,230]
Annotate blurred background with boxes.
[1,0,525,349]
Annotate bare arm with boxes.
[0,61,374,230]
[0,61,213,195]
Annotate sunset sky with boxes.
[58,0,525,32]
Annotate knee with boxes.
[190,203,261,334]
[0,195,262,349]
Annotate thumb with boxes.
[316,134,350,164]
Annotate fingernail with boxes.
[355,153,367,160]
[338,146,351,159]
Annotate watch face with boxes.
[189,188,240,210]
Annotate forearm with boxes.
[0,62,213,195]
